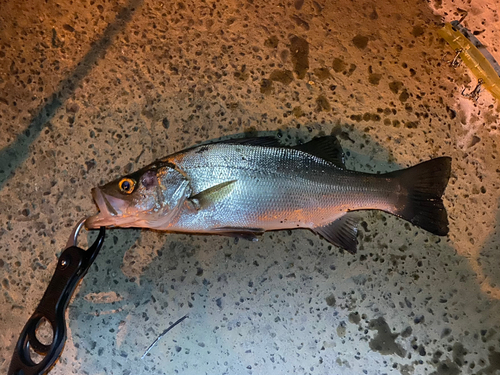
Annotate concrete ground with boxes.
[1,0,500,374]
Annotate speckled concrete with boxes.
[1,0,500,374]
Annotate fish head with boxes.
[85,163,190,229]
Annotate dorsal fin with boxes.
[212,135,345,167]
[293,136,345,168]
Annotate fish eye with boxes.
[119,178,135,194]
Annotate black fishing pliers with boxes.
[8,219,105,375]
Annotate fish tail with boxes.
[388,157,452,236]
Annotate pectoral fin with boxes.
[313,213,359,254]
[189,180,237,209]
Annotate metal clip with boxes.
[8,219,105,375]
[462,78,483,101]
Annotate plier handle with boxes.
[8,219,105,375]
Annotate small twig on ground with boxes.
[141,314,188,359]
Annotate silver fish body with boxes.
[170,144,395,230]
[86,136,451,253]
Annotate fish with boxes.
[85,135,452,253]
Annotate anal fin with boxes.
[313,213,359,254]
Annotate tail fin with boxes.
[387,157,451,236]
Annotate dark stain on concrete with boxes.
[313,67,333,81]
[325,294,336,307]
[368,317,405,357]
[332,58,347,73]
[289,35,309,79]
[399,89,410,102]
[411,25,425,37]
[269,70,294,85]
[316,95,331,112]
[369,73,382,85]
[294,0,304,10]
[389,81,404,94]
[352,34,369,49]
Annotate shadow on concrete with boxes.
[0,0,143,190]
[475,198,500,297]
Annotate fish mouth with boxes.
[85,188,126,229]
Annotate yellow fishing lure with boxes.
[438,22,500,101]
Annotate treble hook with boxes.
[462,78,484,101]
[448,49,463,68]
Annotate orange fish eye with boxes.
[119,178,135,194]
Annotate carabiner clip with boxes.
[8,219,105,375]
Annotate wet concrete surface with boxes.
[1,0,500,374]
